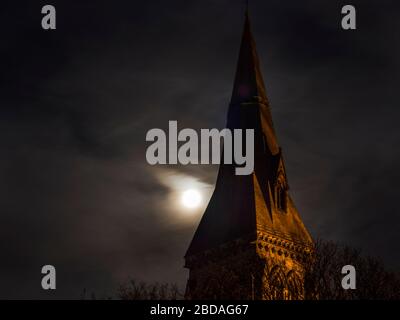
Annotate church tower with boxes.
[184,11,313,300]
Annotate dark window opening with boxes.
[277,185,287,212]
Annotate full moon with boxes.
[181,189,202,209]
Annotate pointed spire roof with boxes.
[185,10,312,260]
[230,10,268,105]
[229,10,279,155]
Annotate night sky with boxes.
[1,0,399,299]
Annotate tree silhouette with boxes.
[303,239,400,300]
[117,239,400,300]
[118,279,183,300]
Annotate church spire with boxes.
[230,7,268,105]
[184,8,313,300]
[185,10,312,260]
[228,10,279,156]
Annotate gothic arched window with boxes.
[263,265,285,300]
[286,270,303,300]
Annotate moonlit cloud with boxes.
[156,168,213,220]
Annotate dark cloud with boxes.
[0,0,399,298]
